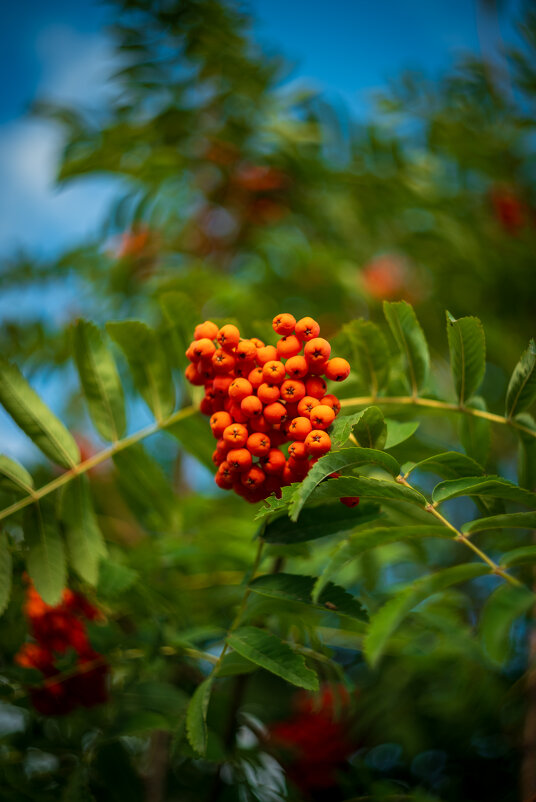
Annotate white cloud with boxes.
[0,26,122,255]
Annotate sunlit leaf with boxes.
[383,301,429,394]
[73,320,126,442]
[505,340,536,418]
[24,503,66,605]
[433,476,536,507]
[0,358,80,468]
[61,476,107,586]
[446,312,486,404]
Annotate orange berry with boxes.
[285,355,309,379]
[185,363,205,386]
[248,366,264,389]
[226,448,252,473]
[324,357,351,382]
[258,383,280,404]
[288,441,307,460]
[320,394,341,415]
[215,461,234,487]
[228,402,248,423]
[305,376,327,399]
[212,448,225,466]
[340,496,360,507]
[261,448,286,475]
[217,324,240,351]
[272,313,296,335]
[304,429,332,456]
[295,316,320,341]
[196,359,213,383]
[200,397,214,416]
[247,432,271,457]
[241,465,266,488]
[309,404,336,430]
[210,411,233,438]
[250,337,265,349]
[262,360,286,384]
[223,423,249,447]
[276,335,302,360]
[186,343,199,362]
[213,376,233,397]
[191,338,216,360]
[297,396,320,417]
[234,359,256,378]
[194,320,219,340]
[212,349,235,374]
[304,337,331,370]
[256,345,278,366]
[287,457,310,479]
[250,414,271,433]
[241,395,263,418]
[280,380,306,403]
[287,416,312,441]
[263,402,288,425]
[229,378,253,401]
[236,339,257,362]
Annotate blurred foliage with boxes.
[0,1,535,801]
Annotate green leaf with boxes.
[446,312,486,404]
[107,320,175,421]
[313,525,450,602]
[186,677,213,755]
[97,559,138,598]
[168,411,215,472]
[329,411,367,449]
[24,503,66,605]
[121,712,171,735]
[124,681,187,717]
[0,532,12,616]
[462,511,536,535]
[384,419,420,449]
[500,547,536,568]
[227,627,318,690]
[61,476,106,586]
[249,573,367,622]
[480,584,535,664]
[333,319,390,396]
[460,396,490,465]
[73,320,126,442]
[383,300,429,394]
[288,448,400,522]
[159,291,200,371]
[0,358,80,468]
[113,444,177,533]
[516,413,536,491]
[505,340,536,418]
[0,455,34,495]
[405,451,485,480]
[216,652,258,678]
[311,476,427,508]
[433,476,536,507]
[353,406,386,449]
[262,501,381,544]
[62,764,95,802]
[364,563,489,667]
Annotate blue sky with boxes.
[0,0,524,257]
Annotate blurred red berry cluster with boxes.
[269,684,356,794]
[185,314,357,504]
[14,580,108,716]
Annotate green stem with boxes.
[395,473,522,587]
[340,395,535,438]
[0,404,197,523]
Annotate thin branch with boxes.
[340,395,535,438]
[395,474,522,587]
[0,405,197,523]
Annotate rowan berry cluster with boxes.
[14,580,108,716]
[185,313,352,503]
